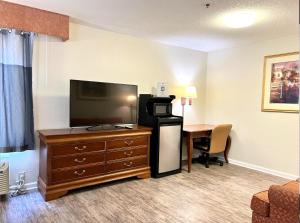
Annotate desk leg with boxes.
[186,134,193,173]
[224,136,231,163]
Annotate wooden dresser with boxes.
[38,125,152,201]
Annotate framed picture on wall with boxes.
[261,52,299,113]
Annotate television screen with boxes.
[70,80,137,127]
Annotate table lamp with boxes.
[181,86,197,116]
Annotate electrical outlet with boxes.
[18,172,26,183]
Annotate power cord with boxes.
[10,178,27,197]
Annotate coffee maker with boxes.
[138,94,183,178]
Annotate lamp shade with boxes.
[185,86,197,98]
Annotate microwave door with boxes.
[155,105,167,115]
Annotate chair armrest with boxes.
[268,185,299,212]
[195,136,211,139]
[193,136,210,144]
[193,136,211,150]
[193,136,210,142]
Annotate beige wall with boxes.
[3,23,298,187]
[205,35,299,178]
[33,22,207,128]
[2,22,207,186]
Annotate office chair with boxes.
[193,124,232,168]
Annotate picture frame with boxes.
[156,82,169,97]
[261,52,299,113]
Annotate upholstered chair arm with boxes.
[268,185,299,212]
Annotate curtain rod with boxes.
[0,28,33,35]
[0,28,12,33]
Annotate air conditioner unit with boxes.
[0,162,9,195]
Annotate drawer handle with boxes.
[124,151,133,156]
[74,158,86,163]
[74,146,86,151]
[124,140,134,146]
[123,161,133,167]
[74,170,86,176]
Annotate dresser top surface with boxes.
[38,125,152,138]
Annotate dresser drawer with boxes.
[51,164,105,183]
[52,152,105,169]
[106,156,148,173]
[106,136,147,150]
[51,141,105,156]
[107,146,148,161]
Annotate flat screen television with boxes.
[70,80,137,128]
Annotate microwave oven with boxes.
[151,103,172,116]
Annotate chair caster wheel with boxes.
[220,162,223,166]
[205,164,209,168]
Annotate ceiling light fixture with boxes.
[222,10,258,29]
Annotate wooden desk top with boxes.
[183,124,215,133]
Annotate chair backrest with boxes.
[209,124,232,154]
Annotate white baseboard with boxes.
[10,181,37,192]
[228,158,298,180]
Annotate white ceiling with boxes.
[5,0,299,52]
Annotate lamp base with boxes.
[181,97,186,106]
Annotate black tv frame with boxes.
[69,79,138,129]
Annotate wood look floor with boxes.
[0,163,287,223]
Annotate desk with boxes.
[183,124,231,173]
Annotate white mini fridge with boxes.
[138,94,183,178]
[158,124,182,174]
[151,116,183,177]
